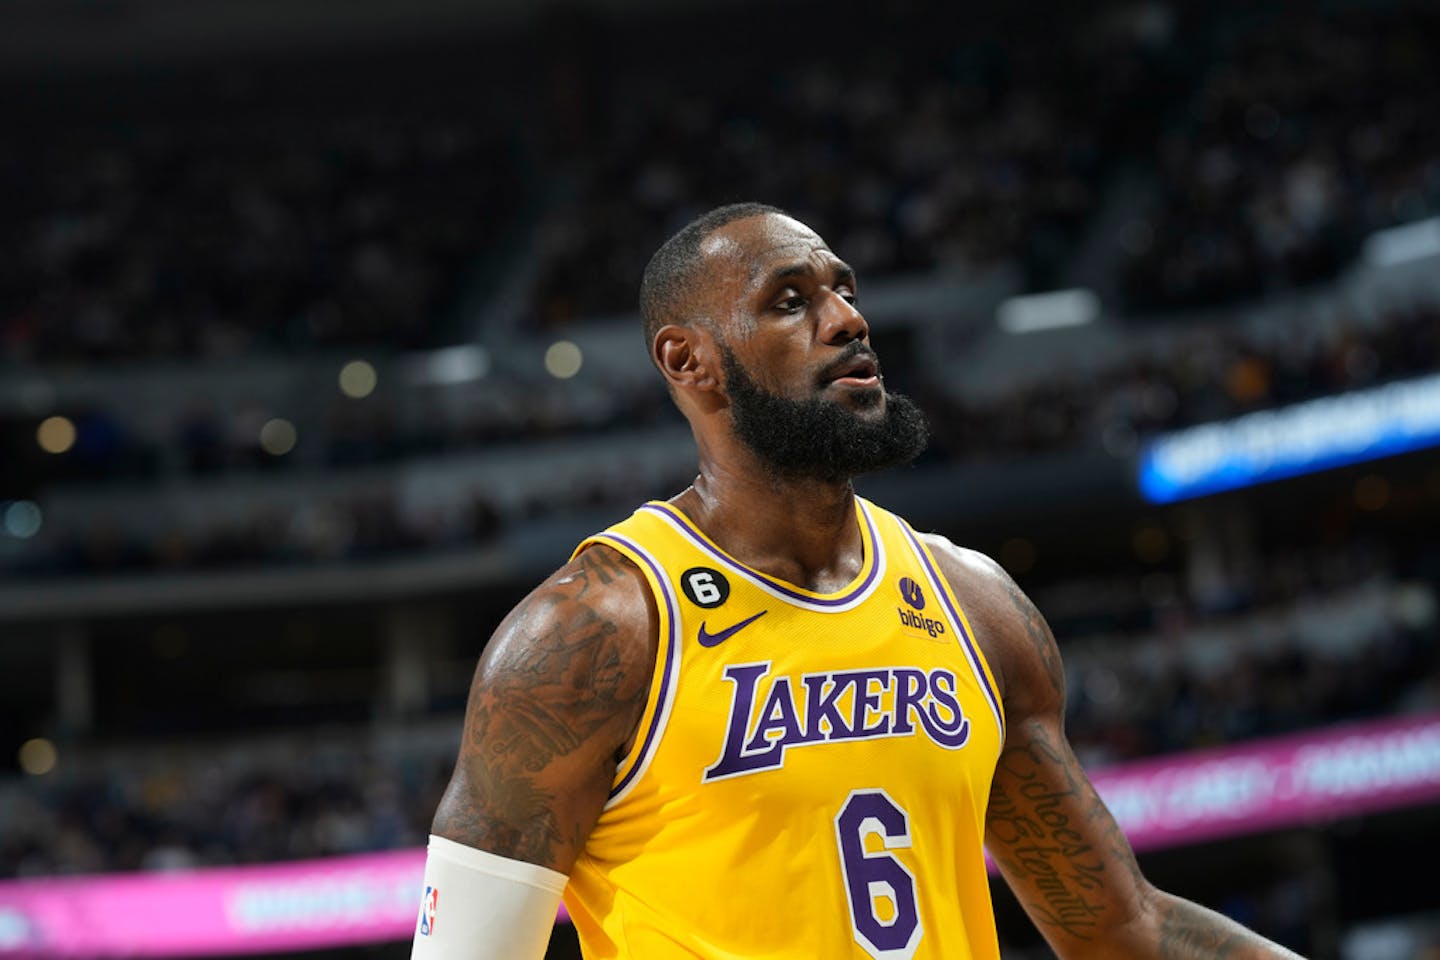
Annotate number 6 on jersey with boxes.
[834,789,923,960]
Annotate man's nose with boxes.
[817,290,869,344]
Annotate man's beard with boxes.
[721,345,930,483]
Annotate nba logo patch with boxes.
[419,885,438,936]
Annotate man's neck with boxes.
[674,456,865,594]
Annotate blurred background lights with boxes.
[544,340,583,379]
[996,288,1099,334]
[408,344,490,385]
[36,415,75,454]
[18,738,57,776]
[259,418,297,456]
[3,501,42,539]
[339,359,377,399]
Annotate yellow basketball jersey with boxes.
[563,497,1005,960]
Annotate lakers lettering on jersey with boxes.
[563,498,1005,960]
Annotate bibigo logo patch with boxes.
[897,576,946,638]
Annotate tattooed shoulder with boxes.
[432,544,658,868]
[998,572,1065,697]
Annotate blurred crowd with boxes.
[23,376,674,488]
[1121,4,1440,311]
[18,462,695,577]
[0,730,449,877]
[6,293,1434,577]
[0,81,521,363]
[1,0,1437,582]
[27,488,500,575]
[4,5,1440,958]
[2,2,1434,363]
[1057,555,1440,766]
[929,296,1440,461]
[526,1,1175,325]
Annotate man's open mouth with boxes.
[826,354,880,386]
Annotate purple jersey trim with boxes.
[639,500,884,612]
[896,521,1006,743]
[590,532,680,802]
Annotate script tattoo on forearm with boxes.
[988,724,1110,941]
[987,576,1151,944]
[434,546,647,865]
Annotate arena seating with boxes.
[4,3,1440,957]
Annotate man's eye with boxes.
[839,290,858,305]
[777,297,807,313]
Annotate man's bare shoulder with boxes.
[915,532,1007,585]
[500,542,658,655]
[915,531,1017,630]
[432,543,658,869]
[916,531,1064,714]
[478,542,660,745]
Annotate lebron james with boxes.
[411,204,1305,960]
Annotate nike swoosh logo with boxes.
[697,610,768,647]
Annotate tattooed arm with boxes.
[923,536,1305,960]
[431,543,657,872]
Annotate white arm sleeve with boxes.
[409,835,568,960]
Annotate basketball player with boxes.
[411,204,1305,959]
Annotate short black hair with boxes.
[639,202,791,351]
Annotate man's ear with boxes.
[654,324,721,393]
